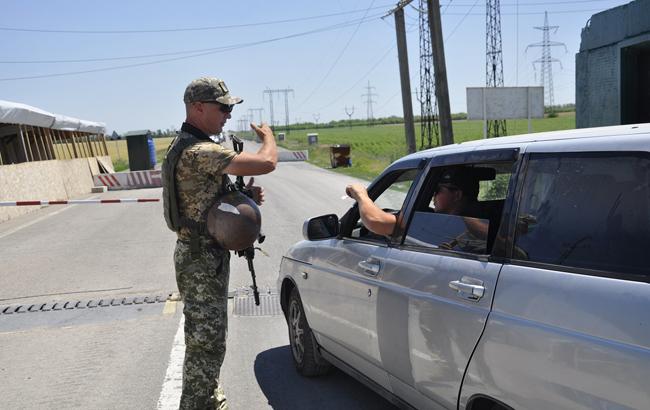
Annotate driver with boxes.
[345,167,481,236]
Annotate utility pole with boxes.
[418,0,439,149]
[385,0,416,154]
[312,113,320,126]
[428,0,453,145]
[263,88,294,133]
[248,107,264,125]
[486,0,507,138]
[362,81,377,125]
[526,11,566,113]
[345,105,355,128]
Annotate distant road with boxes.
[0,150,396,409]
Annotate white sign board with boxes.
[466,87,544,120]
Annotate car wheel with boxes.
[287,287,331,376]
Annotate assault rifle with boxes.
[229,134,264,306]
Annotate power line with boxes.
[0,15,382,81]
[0,4,395,34]
[316,44,396,111]
[0,13,382,64]
[299,0,379,106]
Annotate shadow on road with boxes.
[254,345,397,410]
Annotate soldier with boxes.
[162,77,277,409]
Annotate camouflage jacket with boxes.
[174,123,237,241]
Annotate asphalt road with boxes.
[0,151,397,409]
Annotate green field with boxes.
[104,112,575,178]
[105,137,174,171]
[241,112,576,180]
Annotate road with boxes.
[0,152,397,409]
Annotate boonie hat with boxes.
[439,168,479,199]
[183,77,243,105]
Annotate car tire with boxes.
[287,287,331,376]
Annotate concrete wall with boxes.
[576,0,650,128]
[0,156,112,223]
[576,46,621,128]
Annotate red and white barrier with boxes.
[278,150,308,162]
[94,170,162,190]
[0,198,159,206]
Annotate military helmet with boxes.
[207,191,261,250]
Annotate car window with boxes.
[349,168,418,241]
[403,162,514,255]
[512,152,650,278]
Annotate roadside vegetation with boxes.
[239,111,576,181]
[103,110,575,178]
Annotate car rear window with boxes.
[512,152,650,278]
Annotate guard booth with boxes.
[307,133,318,145]
[329,144,351,168]
[277,132,285,141]
[124,129,156,171]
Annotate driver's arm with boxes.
[346,183,397,236]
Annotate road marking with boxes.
[163,300,177,315]
[157,316,185,410]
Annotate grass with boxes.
[103,137,174,171]
[239,112,576,181]
[98,112,576,179]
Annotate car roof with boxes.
[392,123,650,168]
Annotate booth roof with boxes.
[0,100,106,134]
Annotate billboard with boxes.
[467,86,544,120]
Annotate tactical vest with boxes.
[162,130,231,254]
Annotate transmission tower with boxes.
[263,88,294,133]
[486,0,507,138]
[248,107,264,125]
[418,0,439,148]
[526,11,567,112]
[345,105,354,128]
[362,81,377,125]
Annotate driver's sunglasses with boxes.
[203,101,234,114]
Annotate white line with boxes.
[157,316,185,410]
[0,196,98,240]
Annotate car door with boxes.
[460,145,650,409]
[300,167,421,391]
[376,150,519,409]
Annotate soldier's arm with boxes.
[224,123,277,176]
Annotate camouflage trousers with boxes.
[174,238,231,410]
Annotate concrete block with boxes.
[91,186,107,193]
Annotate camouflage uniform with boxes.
[173,124,237,410]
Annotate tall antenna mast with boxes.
[486,0,507,137]
[418,0,439,148]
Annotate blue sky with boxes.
[0,0,632,134]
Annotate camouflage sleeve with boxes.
[186,142,238,177]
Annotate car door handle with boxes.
[449,277,485,300]
[358,259,380,275]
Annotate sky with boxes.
[0,0,634,135]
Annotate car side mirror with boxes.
[303,214,339,240]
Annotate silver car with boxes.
[277,124,650,409]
